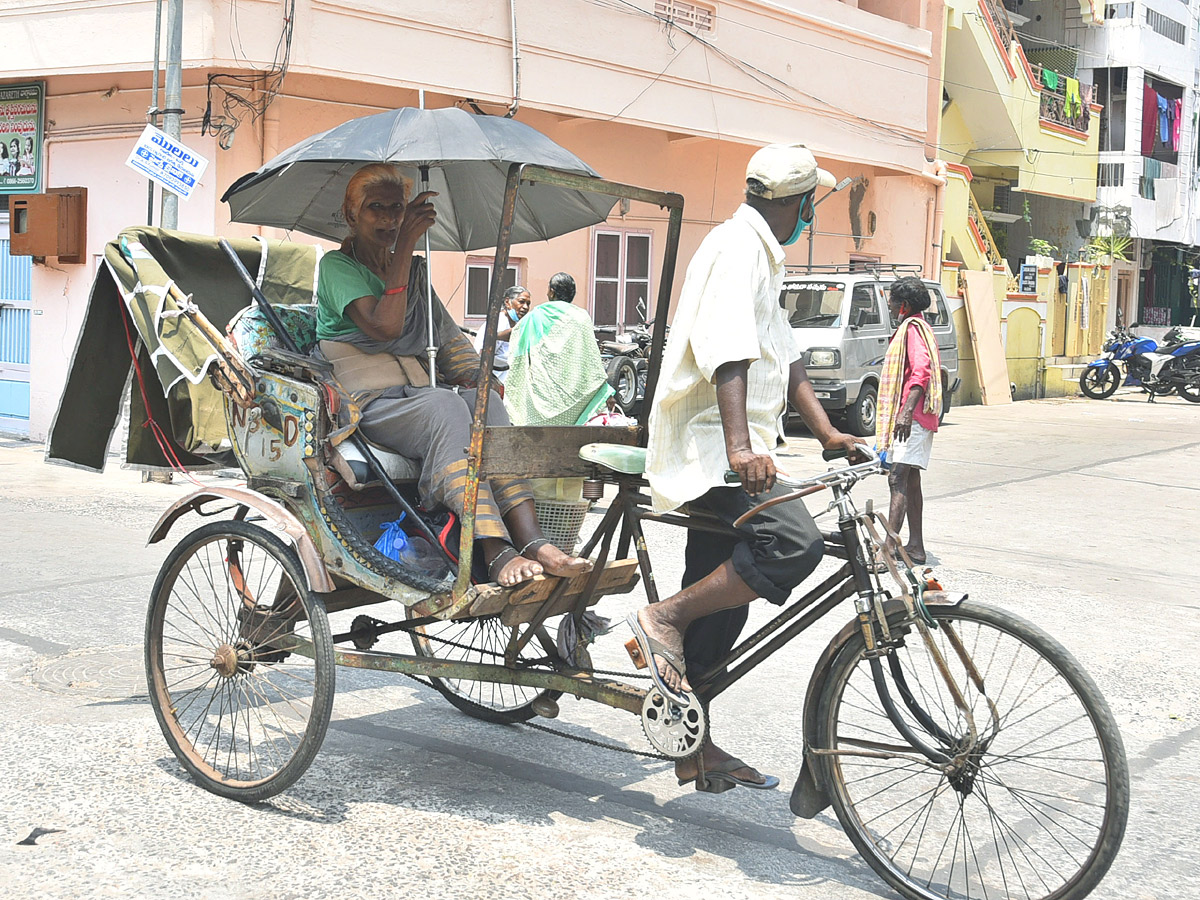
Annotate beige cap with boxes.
[745,143,836,199]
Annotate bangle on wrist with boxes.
[383,285,408,296]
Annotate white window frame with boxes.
[589,228,653,328]
[464,256,524,322]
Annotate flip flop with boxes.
[625,612,690,704]
[677,773,737,794]
[702,757,780,790]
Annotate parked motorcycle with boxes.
[1080,324,1200,402]
[595,321,656,415]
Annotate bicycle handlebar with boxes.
[724,445,880,490]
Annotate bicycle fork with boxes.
[835,491,997,773]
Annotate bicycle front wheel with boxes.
[815,600,1128,900]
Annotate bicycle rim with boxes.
[816,601,1128,900]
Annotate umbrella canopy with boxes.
[221,106,617,251]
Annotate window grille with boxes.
[1098,163,1125,187]
[1146,8,1186,44]
[654,0,715,32]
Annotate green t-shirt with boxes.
[316,250,383,340]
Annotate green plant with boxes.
[1028,238,1058,258]
[1022,197,1032,225]
[1085,233,1131,264]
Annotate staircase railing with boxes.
[966,189,1005,269]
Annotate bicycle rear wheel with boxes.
[814,600,1128,900]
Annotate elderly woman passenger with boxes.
[315,163,590,587]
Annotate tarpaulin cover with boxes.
[45,227,318,472]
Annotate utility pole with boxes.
[160,0,183,229]
[146,0,183,484]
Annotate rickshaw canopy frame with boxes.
[456,164,684,599]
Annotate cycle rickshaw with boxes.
[50,162,1128,900]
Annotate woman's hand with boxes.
[396,190,438,250]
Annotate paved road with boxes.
[0,389,1196,899]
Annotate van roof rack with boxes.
[784,262,924,278]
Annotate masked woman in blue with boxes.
[315,163,590,587]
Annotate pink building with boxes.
[0,0,945,440]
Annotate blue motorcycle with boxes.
[1081,325,1200,402]
[1079,326,1156,399]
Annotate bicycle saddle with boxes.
[579,442,646,475]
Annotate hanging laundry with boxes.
[1065,78,1082,118]
[1158,94,1170,143]
[1143,85,1158,154]
[1041,68,1059,92]
[1173,98,1182,151]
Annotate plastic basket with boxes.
[534,499,591,555]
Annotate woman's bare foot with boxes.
[485,545,544,587]
[530,541,592,578]
[636,606,689,694]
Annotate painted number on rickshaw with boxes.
[230,403,301,461]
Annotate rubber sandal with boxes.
[678,772,737,793]
[625,612,690,704]
[702,756,780,790]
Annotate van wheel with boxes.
[939,374,951,425]
[846,384,877,437]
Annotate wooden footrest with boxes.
[466,558,641,621]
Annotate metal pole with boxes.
[418,89,437,386]
[146,0,163,226]
[160,0,183,230]
[807,210,817,270]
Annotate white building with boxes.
[1073,0,1200,329]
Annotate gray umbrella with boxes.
[221,106,617,251]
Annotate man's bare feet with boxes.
[530,541,592,578]
[635,606,689,694]
[676,739,772,787]
[903,544,927,565]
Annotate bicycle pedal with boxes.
[625,636,648,669]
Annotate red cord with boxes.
[116,296,205,487]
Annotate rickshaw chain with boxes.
[390,661,671,759]
[401,625,654,681]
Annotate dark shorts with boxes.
[687,482,825,605]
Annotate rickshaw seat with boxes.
[579,442,646,475]
[338,439,421,484]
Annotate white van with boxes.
[779,266,960,436]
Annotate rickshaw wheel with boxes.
[145,520,335,803]
[407,610,563,724]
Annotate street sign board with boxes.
[125,125,208,200]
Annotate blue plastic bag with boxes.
[374,514,411,563]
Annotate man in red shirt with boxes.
[880,277,941,565]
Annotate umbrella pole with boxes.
[421,165,437,387]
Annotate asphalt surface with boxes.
[0,387,1197,900]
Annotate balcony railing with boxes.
[1030,63,1094,134]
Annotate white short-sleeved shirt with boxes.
[646,204,802,513]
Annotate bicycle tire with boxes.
[145,520,335,803]
[814,600,1128,900]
